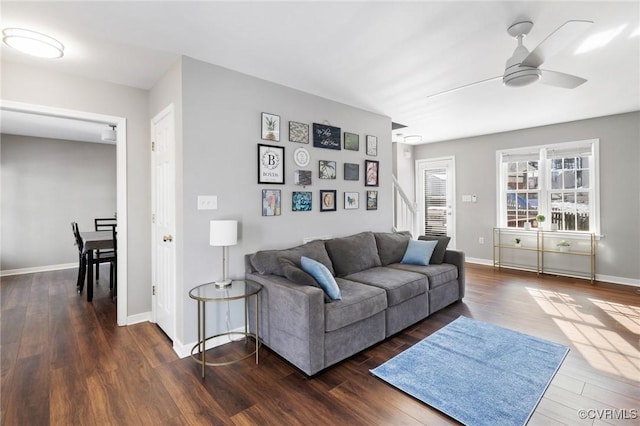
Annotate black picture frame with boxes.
[258,144,285,184]
[366,190,378,210]
[320,190,337,212]
[319,160,337,179]
[313,123,341,150]
[365,159,379,187]
[292,191,312,211]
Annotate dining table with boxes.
[80,230,114,302]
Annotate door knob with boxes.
[163,235,173,242]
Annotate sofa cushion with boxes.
[324,231,382,277]
[324,278,387,332]
[375,231,412,266]
[301,256,341,300]
[387,263,458,290]
[250,239,335,276]
[418,235,451,264]
[345,266,427,306]
[401,239,437,266]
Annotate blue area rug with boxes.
[370,316,569,426]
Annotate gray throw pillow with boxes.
[279,257,331,302]
[324,231,382,277]
[279,257,319,287]
[374,231,412,265]
[251,239,335,276]
[418,235,451,264]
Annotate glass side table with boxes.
[188,280,262,378]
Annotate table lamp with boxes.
[210,220,238,287]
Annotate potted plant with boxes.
[514,238,522,248]
[536,214,546,230]
[557,240,571,252]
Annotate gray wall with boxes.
[1,135,116,271]
[178,57,392,345]
[1,61,151,315]
[413,111,640,283]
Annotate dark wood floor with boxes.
[1,264,638,425]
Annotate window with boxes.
[497,139,599,234]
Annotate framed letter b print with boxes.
[258,144,285,184]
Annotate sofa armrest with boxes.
[246,272,325,375]
[443,249,465,299]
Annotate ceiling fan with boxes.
[427,19,594,98]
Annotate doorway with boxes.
[416,157,456,247]
[0,100,128,325]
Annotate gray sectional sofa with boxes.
[245,231,465,376]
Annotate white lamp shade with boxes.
[210,220,238,246]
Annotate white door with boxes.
[416,157,456,247]
[151,104,176,340]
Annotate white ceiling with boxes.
[1,1,638,144]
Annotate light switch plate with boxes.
[197,195,218,210]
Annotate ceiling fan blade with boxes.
[521,20,593,68]
[426,76,502,99]
[539,69,587,89]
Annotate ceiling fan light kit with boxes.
[427,19,593,98]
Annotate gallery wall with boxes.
[177,56,393,345]
[1,135,116,272]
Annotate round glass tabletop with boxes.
[188,280,262,302]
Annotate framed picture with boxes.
[320,190,337,212]
[366,190,378,210]
[344,132,359,151]
[344,192,359,210]
[319,160,337,179]
[344,163,359,181]
[293,147,310,167]
[292,191,312,211]
[262,189,281,216]
[294,170,312,186]
[261,112,280,142]
[289,121,309,143]
[258,144,285,184]
[313,123,341,150]
[366,135,378,156]
[365,159,379,187]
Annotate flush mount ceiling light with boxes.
[2,28,64,58]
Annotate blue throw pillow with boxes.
[401,239,438,266]
[300,256,342,300]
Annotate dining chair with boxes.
[110,226,118,300]
[94,217,117,280]
[72,221,116,295]
[71,222,86,292]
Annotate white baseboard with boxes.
[172,325,247,359]
[1,263,76,277]
[595,274,640,288]
[465,257,640,288]
[127,311,152,325]
[465,257,493,266]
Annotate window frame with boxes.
[496,139,600,235]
